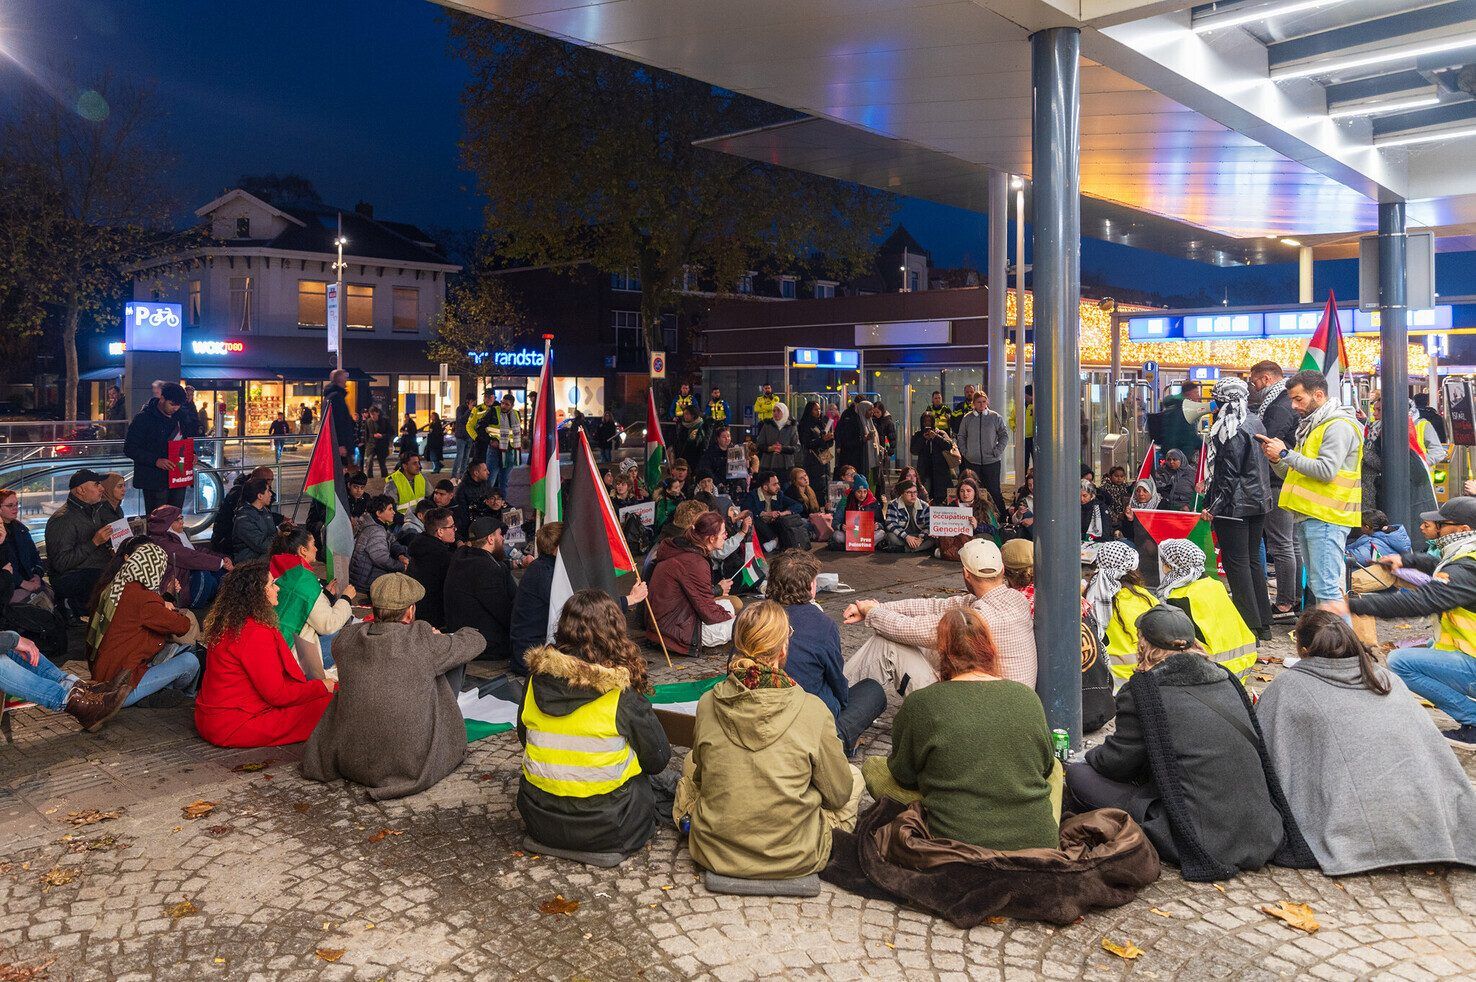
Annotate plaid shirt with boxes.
[865,586,1037,688]
[885,498,931,539]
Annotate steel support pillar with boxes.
[1013,182,1027,485]
[1030,26,1082,745]
[987,171,1009,411]
[1379,201,1410,533]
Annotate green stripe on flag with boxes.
[464,675,724,743]
[465,719,515,741]
[650,675,723,705]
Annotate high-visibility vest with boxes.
[707,399,728,423]
[672,393,696,419]
[466,404,493,440]
[387,470,426,514]
[521,681,641,798]
[1104,585,1158,680]
[753,394,778,422]
[1435,550,1476,657]
[1167,577,1258,678]
[1279,415,1362,527]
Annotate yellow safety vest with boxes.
[1435,549,1476,658]
[1167,577,1258,678]
[387,470,426,513]
[708,400,727,423]
[466,404,493,440]
[1105,585,1158,680]
[753,394,778,422]
[673,394,695,419]
[1279,415,1363,527]
[520,683,641,798]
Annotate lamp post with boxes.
[332,213,348,372]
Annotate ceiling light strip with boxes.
[1192,0,1348,34]
[1376,123,1476,147]
[1328,94,1441,118]
[1273,35,1476,80]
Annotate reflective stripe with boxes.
[1172,579,1257,668]
[1282,484,1361,513]
[523,754,635,785]
[526,730,630,754]
[1280,416,1362,526]
[520,679,641,798]
[388,471,425,513]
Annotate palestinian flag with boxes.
[1132,508,1218,577]
[1301,290,1349,396]
[460,674,725,743]
[270,554,323,653]
[303,408,354,587]
[545,429,637,641]
[736,526,767,590]
[1136,441,1157,482]
[529,347,561,520]
[645,387,666,493]
[1191,438,1209,512]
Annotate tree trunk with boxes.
[63,293,80,423]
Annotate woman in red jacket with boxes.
[196,559,334,748]
[647,511,738,655]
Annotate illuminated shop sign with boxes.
[791,348,861,370]
[1129,305,1453,342]
[469,347,547,370]
[190,339,246,356]
[123,301,183,352]
[108,342,127,356]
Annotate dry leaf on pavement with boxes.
[366,828,404,843]
[1148,907,1174,918]
[166,900,199,919]
[315,949,345,963]
[985,916,1007,925]
[292,802,312,814]
[231,760,272,773]
[204,825,233,837]
[181,800,216,820]
[39,867,79,890]
[0,956,57,981]
[65,808,123,827]
[1261,901,1319,933]
[58,834,118,854]
[538,894,580,916]
[1101,938,1144,960]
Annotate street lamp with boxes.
[332,214,348,371]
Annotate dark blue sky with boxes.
[3,0,1469,304]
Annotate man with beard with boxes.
[442,516,518,663]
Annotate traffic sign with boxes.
[649,350,667,379]
[1142,360,1158,374]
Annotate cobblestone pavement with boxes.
[2,551,1475,980]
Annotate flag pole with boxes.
[536,334,553,530]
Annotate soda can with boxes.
[1051,728,1071,763]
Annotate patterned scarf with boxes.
[728,656,796,690]
[1435,529,1476,574]
[1205,377,1249,489]
[1087,541,1140,639]
[86,542,169,656]
[1255,379,1287,421]
[1156,538,1206,599]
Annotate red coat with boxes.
[195,618,333,748]
[647,537,732,655]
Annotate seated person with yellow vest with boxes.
[517,590,673,856]
[385,453,428,519]
[1348,497,1476,749]
[1257,369,1363,612]
[1085,541,1159,680]
[1154,539,1257,679]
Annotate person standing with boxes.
[956,391,1009,518]
[1200,377,1273,640]
[322,369,356,467]
[910,413,955,506]
[1364,391,1447,551]
[298,402,314,435]
[367,406,391,479]
[424,412,445,473]
[668,381,700,421]
[754,402,798,474]
[269,412,291,462]
[1412,391,1448,443]
[704,387,730,428]
[105,385,128,422]
[1249,361,1302,621]
[398,414,420,459]
[1257,370,1362,614]
[752,383,778,425]
[1158,381,1212,463]
[451,394,475,478]
[835,399,877,491]
[123,381,189,513]
[797,400,834,493]
[494,393,522,493]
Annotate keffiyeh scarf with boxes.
[1087,541,1140,639]
[1255,379,1287,421]
[1434,529,1476,575]
[1205,378,1249,488]
[1156,538,1206,599]
[86,541,169,656]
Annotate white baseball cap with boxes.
[959,539,1004,577]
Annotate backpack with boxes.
[2,602,71,667]
[1080,612,1117,733]
[775,514,812,552]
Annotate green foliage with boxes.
[448,16,894,351]
[427,251,526,378]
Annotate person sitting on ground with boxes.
[1154,449,1196,511]
[86,539,200,708]
[0,628,129,731]
[1081,479,1114,544]
[654,477,687,530]
[879,480,936,554]
[44,469,116,616]
[301,572,486,801]
[1346,508,1411,567]
[396,498,431,544]
[443,517,519,666]
[935,478,991,562]
[1121,478,1162,584]
[231,477,279,564]
[508,522,565,675]
[146,505,230,610]
[451,460,496,537]
[426,478,455,513]
[843,539,1036,696]
[828,474,882,551]
[407,507,457,630]
[676,600,862,879]
[99,472,128,525]
[1259,610,1476,874]
[212,466,275,554]
[785,466,824,516]
[741,470,805,553]
[0,489,49,608]
[862,607,1062,849]
[1098,466,1133,537]
[648,511,738,654]
[1002,472,1035,541]
[518,590,672,855]
[1155,538,1258,676]
[349,494,410,594]
[269,524,354,680]
[1085,541,1159,680]
[767,550,886,753]
[385,453,428,521]
[1002,538,1035,613]
[345,471,370,528]
[1064,605,1314,881]
[195,560,335,748]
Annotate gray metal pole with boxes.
[1378,201,1410,533]
[1013,183,1027,485]
[987,171,1008,410]
[1030,27,1083,745]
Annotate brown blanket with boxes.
[822,798,1161,927]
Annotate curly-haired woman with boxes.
[194,560,334,748]
[517,590,672,856]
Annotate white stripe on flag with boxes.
[546,549,574,642]
[457,688,519,727]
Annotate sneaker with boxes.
[1271,604,1299,623]
[1442,725,1476,750]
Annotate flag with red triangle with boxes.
[545,429,638,640]
[529,344,561,521]
[1132,508,1218,576]
[302,408,354,587]
[644,387,667,493]
[1136,442,1157,483]
[1302,290,1348,396]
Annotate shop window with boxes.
[297,280,327,328]
[188,280,201,326]
[610,270,640,292]
[393,287,419,332]
[613,310,642,349]
[346,284,374,330]
[229,275,253,332]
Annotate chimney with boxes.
[354,201,374,219]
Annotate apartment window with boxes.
[187,280,201,326]
[908,271,920,293]
[346,284,374,330]
[613,310,642,348]
[663,325,679,352]
[812,282,836,299]
[737,272,754,295]
[297,280,327,328]
[392,287,419,332]
[235,216,250,238]
[779,278,796,299]
[610,270,640,292]
[229,275,253,332]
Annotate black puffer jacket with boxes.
[1258,390,1299,489]
[1203,415,1270,519]
[516,646,672,855]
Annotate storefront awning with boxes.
[180,366,375,383]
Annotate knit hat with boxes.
[1136,605,1197,651]
[1001,538,1034,570]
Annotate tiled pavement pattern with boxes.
[2,551,1474,980]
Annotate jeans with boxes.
[143,487,186,513]
[1262,499,1301,608]
[485,445,504,490]
[451,438,469,478]
[122,646,201,707]
[1213,514,1272,632]
[498,449,517,494]
[836,678,886,752]
[0,649,76,711]
[319,629,338,670]
[1389,647,1476,727]
[1295,518,1350,603]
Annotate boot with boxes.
[64,682,132,732]
[74,673,128,697]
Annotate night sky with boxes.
[3,0,1470,304]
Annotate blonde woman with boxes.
[675,600,862,879]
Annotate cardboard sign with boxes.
[1444,379,1476,447]
[828,481,848,508]
[106,518,133,551]
[929,505,974,537]
[503,508,526,546]
[620,500,657,527]
[167,439,195,489]
[726,447,748,480]
[844,510,875,552]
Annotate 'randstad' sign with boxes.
[470,347,547,370]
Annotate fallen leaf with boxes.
[1148,908,1174,918]
[511,851,525,858]
[538,894,580,916]
[204,825,233,837]
[315,949,345,963]
[292,802,312,814]
[366,828,404,843]
[1261,901,1319,934]
[58,834,118,854]
[985,916,1006,925]
[0,956,57,981]
[1254,673,1274,682]
[65,808,123,827]
[170,825,182,833]
[1258,655,1284,665]
[476,773,495,782]
[181,800,216,820]
[39,867,79,890]
[213,957,226,964]
[231,760,272,773]
[166,900,199,919]
[660,885,673,891]
[1101,939,1144,960]
[1213,884,1226,893]
[883,941,895,950]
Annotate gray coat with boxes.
[754,420,799,473]
[300,620,485,800]
[1258,658,1476,875]
[956,409,1008,466]
[349,520,407,592]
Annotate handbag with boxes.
[942,437,962,469]
[816,445,836,465]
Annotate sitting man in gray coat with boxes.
[301,573,486,800]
